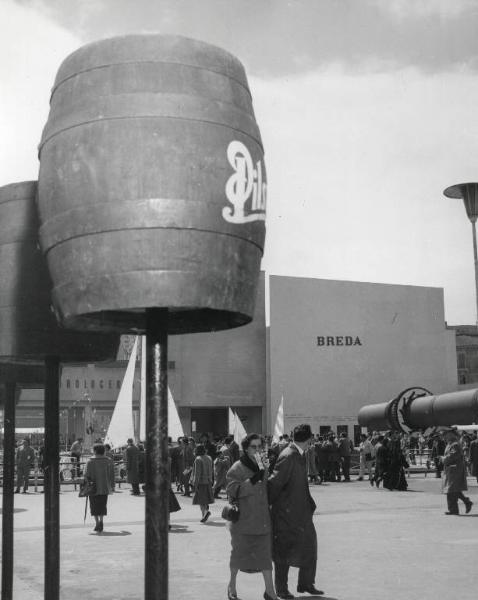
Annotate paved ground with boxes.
[1,474,478,600]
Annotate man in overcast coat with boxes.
[268,424,324,599]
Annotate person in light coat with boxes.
[442,429,473,515]
[358,433,374,482]
[226,433,278,600]
[84,443,115,532]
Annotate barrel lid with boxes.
[53,35,250,96]
[0,181,37,205]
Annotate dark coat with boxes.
[124,444,140,484]
[268,445,317,567]
[468,439,478,477]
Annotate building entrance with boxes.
[190,408,228,439]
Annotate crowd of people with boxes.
[8,424,478,594]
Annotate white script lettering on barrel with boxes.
[223,140,267,224]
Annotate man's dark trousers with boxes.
[274,526,317,592]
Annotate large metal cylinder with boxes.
[358,387,478,432]
[0,181,118,362]
[38,34,266,335]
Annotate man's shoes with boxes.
[297,585,324,595]
[276,591,294,600]
[444,511,459,515]
[14,488,20,493]
[357,477,363,481]
[465,500,473,514]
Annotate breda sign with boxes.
[223,140,267,224]
[317,336,363,346]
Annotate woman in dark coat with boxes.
[383,433,408,491]
[84,443,115,533]
[190,444,214,522]
[226,433,278,600]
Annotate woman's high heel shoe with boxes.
[227,585,238,600]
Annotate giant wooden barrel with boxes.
[0,181,118,363]
[38,35,266,334]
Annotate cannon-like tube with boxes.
[358,387,478,432]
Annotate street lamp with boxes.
[444,182,478,326]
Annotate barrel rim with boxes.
[51,34,250,99]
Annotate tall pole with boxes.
[44,356,60,600]
[145,308,169,600]
[1,381,16,600]
[444,183,478,326]
[471,220,478,326]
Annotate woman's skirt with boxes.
[230,532,272,572]
[89,494,108,516]
[169,488,181,513]
[192,483,214,505]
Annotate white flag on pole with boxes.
[273,395,284,442]
[104,336,138,449]
[228,407,235,435]
[233,410,247,445]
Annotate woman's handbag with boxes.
[221,502,240,523]
[78,478,96,498]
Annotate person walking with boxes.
[373,435,390,488]
[124,438,140,495]
[84,443,115,532]
[213,446,231,498]
[468,432,478,483]
[430,433,446,478]
[225,433,278,600]
[70,436,83,478]
[190,444,214,522]
[358,433,374,482]
[325,433,340,482]
[338,431,354,482]
[15,439,35,494]
[443,429,473,515]
[268,424,323,599]
[180,437,195,497]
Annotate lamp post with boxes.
[444,182,478,326]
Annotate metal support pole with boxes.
[44,356,60,600]
[1,381,16,600]
[145,308,169,600]
[471,220,478,327]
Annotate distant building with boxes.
[448,325,478,385]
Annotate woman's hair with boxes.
[241,433,262,452]
[93,443,105,455]
[195,444,206,456]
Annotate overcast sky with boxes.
[2,0,478,325]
